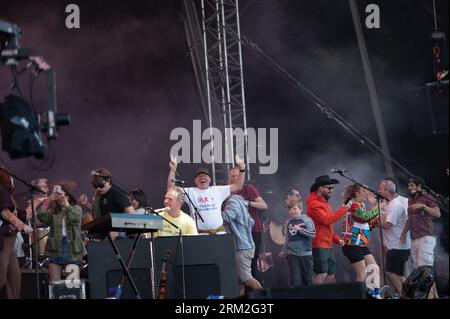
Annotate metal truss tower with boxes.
[182,0,250,185]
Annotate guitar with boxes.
[159,250,172,299]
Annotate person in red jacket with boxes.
[306,175,348,284]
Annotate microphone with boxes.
[171,178,186,184]
[153,207,171,213]
[331,169,348,174]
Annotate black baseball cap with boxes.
[194,167,210,179]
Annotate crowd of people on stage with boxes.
[0,156,443,299]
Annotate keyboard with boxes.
[82,213,163,234]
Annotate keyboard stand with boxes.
[106,232,142,299]
[149,231,157,299]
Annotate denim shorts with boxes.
[48,237,81,265]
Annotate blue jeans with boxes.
[48,237,80,265]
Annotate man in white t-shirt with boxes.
[167,154,246,233]
[378,179,411,295]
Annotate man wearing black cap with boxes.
[89,168,134,219]
[167,155,246,233]
[402,176,440,298]
[306,175,348,284]
[89,168,134,239]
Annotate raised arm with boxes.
[167,155,177,191]
[350,203,379,223]
[229,154,246,193]
[309,203,347,226]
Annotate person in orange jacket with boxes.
[306,175,349,284]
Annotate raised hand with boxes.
[169,155,178,171]
[367,191,377,205]
[78,194,89,206]
[54,193,69,207]
[235,153,245,170]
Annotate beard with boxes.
[323,193,331,201]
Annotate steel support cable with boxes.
[239,35,416,182]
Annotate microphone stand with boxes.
[145,207,186,299]
[174,180,205,230]
[334,171,389,293]
[0,167,46,299]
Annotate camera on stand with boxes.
[0,19,70,159]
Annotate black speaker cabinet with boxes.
[408,82,449,136]
[170,264,220,299]
[87,234,239,299]
[245,282,367,299]
[20,269,49,299]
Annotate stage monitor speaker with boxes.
[169,264,220,299]
[88,235,239,299]
[20,270,49,299]
[154,235,239,298]
[408,82,449,136]
[88,238,152,299]
[245,282,367,299]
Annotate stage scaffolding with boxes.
[182,0,250,184]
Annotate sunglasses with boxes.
[91,183,105,189]
[323,186,334,190]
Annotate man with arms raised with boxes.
[167,155,245,234]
